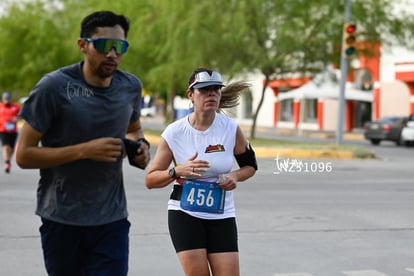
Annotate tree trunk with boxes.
[168,87,176,123]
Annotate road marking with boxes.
[273,273,314,276]
[272,269,414,276]
[342,270,387,276]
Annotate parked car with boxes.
[400,115,414,146]
[141,106,156,117]
[363,116,407,145]
[140,95,156,117]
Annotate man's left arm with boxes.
[124,119,151,169]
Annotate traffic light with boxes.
[343,23,356,58]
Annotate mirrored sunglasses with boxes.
[189,71,223,89]
[83,37,129,55]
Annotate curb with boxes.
[254,147,357,159]
[239,125,365,141]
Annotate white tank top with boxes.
[162,113,238,219]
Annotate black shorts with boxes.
[168,210,238,253]
[0,132,17,148]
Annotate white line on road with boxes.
[273,273,314,276]
[342,270,387,276]
[273,269,414,276]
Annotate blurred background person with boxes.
[0,91,20,173]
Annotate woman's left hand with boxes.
[217,173,237,191]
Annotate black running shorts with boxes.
[168,210,238,253]
[0,132,17,148]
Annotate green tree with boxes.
[0,1,78,97]
[1,0,413,133]
[204,0,414,138]
[131,0,233,120]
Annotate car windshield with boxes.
[378,117,401,123]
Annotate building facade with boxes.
[235,42,414,133]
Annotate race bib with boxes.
[5,122,16,131]
[180,179,226,214]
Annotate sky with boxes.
[0,0,30,17]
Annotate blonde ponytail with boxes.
[219,81,251,111]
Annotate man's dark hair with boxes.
[80,11,130,38]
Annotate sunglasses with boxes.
[82,37,129,55]
[189,71,223,89]
[198,85,222,92]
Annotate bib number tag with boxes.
[180,179,226,214]
[5,122,16,131]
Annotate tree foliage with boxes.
[0,1,77,97]
[1,0,413,131]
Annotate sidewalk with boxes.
[141,115,365,141]
[242,124,365,141]
[142,117,371,159]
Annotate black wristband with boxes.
[137,137,150,149]
[123,138,145,169]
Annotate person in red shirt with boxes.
[0,91,21,173]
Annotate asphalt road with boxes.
[0,142,413,276]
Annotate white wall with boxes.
[233,71,276,128]
[380,46,414,82]
[232,45,414,129]
[323,99,339,131]
[380,81,410,117]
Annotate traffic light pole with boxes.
[336,0,352,144]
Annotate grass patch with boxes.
[250,137,374,159]
[143,128,163,136]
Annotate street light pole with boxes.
[336,0,352,144]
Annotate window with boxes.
[354,68,373,91]
[303,99,317,123]
[280,99,293,122]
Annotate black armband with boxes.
[137,137,150,149]
[123,138,146,169]
[235,142,258,170]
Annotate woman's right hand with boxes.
[177,152,210,178]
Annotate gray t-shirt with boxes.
[20,62,142,226]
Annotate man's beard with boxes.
[96,59,118,79]
[97,69,112,79]
[96,66,114,79]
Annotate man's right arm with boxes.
[16,121,123,169]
